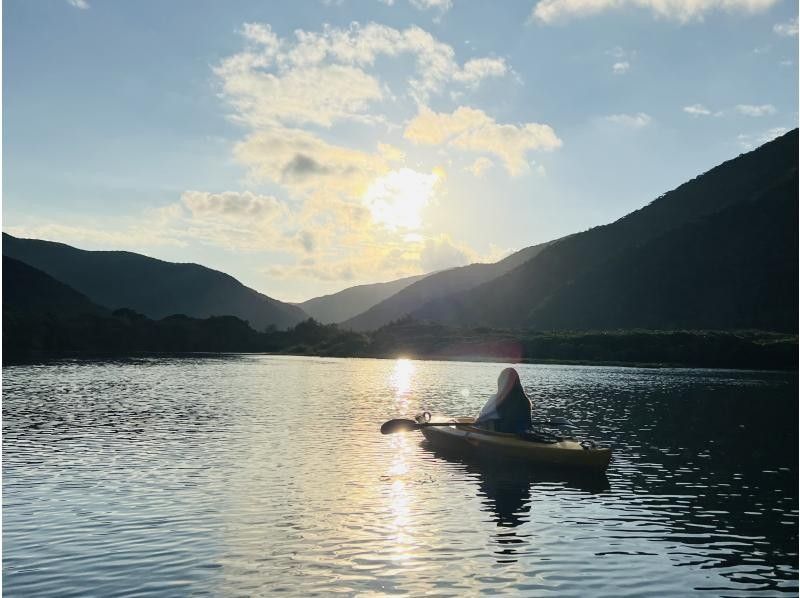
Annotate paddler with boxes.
[475,367,532,434]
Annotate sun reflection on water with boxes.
[389,358,415,404]
[387,433,415,563]
[386,358,418,563]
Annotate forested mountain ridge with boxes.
[298,273,427,324]
[526,172,797,331]
[343,240,554,331]
[2,234,308,330]
[3,256,106,317]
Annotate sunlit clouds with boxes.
[404,106,562,175]
[466,157,494,177]
[216,21,509,113]
[195,19,558,288]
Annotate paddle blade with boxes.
[380,418,421,435]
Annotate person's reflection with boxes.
[421,441,609,563]
[477,463,531,528]
[475,463,531,563]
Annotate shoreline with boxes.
[4,349,798,372]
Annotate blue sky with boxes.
[3,0,798,302]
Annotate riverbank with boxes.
[4,310,797,370]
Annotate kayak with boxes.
[415,413,612,472]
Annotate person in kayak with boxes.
[475,367,532,434]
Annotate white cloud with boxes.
[607,46,627,59]
[410,0,453,12]
[452,57,509,86]
[266,231,487,282]
[241,23,281,53]
[11,190,304,255]
[420,235,473,272]
[66,0,90,9]
[181,191,287,221]
[217,22,510,119]
[5,222,182,250]
[531,0,779,24]
[216,62,384,128]
[774,17,798,36]
[404,105,562,175]
[466,157,494,177]
[737,126,788,150]
[606,47,636,74]
[233,126,388,196]
[268,261,358,282]
[378,142,406,163]
[604,112,652,127]
[735,103,777,117]
[612,61,630,74]
[683,103,712,116]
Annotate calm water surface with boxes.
[3,356,797,596]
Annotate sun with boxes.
[363,168,441,231]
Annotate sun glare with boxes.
[363,168,440,231]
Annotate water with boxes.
[3,356,797,596]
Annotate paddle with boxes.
[380,418,471,435]
[380,416,575,435]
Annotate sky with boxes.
[3,0,798,302]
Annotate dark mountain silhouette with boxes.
[413,129,798,332]
[342,241,554,331]
[528,174,797,331]
[2,234,308,330]
[3,256,106,317]
[297,273,427,324]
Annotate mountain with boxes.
[342,241,553,331]
[3,256,106,317]
[527,174,797,331]
[297,273,427,324]
[2,234,308,330]
[414,129,798,332]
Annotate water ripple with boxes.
[3,356,797,596]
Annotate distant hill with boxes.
[298,273,427,324]
[3,256,106,317]
[2,234,308,330]
[342,241,553,331]
[414,129,799,332]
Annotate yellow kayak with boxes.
[416,414,612,472]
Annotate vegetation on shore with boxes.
[4,311,796,371]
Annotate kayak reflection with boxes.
[420,440,610,563]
